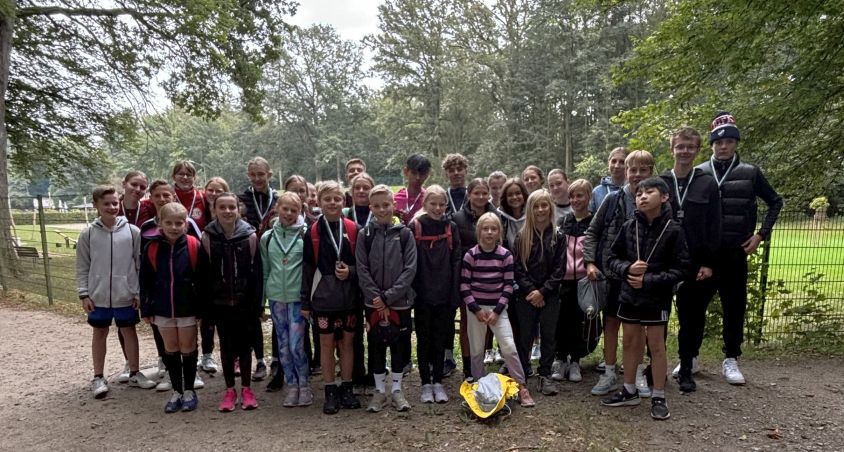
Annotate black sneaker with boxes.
[443,358,457,377]
[601,387,640,407]
[651,397,670,420]
[252,361,268,381]
[323,385,340,414]
[266,371,284,392]
[339,382,361,409]
[678,370,696,393]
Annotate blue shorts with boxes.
[87,306,140,328]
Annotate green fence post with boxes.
[37,196,55,305]
[756,240,772,343]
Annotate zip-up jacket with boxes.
[460,244,514,314]
[140,234,208,318]
[559,212,592,281]
[76,216,140,309]
[514,226,567,298]
[394,187,426,225]
[238,186,279,231]
[452,201,497,257]
[697,154,783,248]
[660,168,722,268]
[201,219,262,313]
[607,204,691,310]
[300,217,359,313]
[589,175,622,213]
[140,216,201,251]
[356,222,417,310]
[583,189,632,271]
[260,218,306,304]
[408,215,462,307]
[498,209,525,251]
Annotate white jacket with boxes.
[76,216,141,308]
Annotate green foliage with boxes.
[573,154,607,187]
[810,196,830,211]
[769,268,844,344]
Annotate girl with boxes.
[451,178,496,380]
[300,181,361,414]
[460,212,535,407]
[408,185,462,403]
[203,192,263,412]
[513,189,566,397]
[343,172,375,227]
[522,165,545,193]
[203,177,230,222]
[306,182,319,216]
[548,169,571,224]
[261,192,312,408]
[590,147,627,213]
[284,175,312,225]
[498,178,529,251]
[171,160,208,231]
[140,203,208,413]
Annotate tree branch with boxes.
[17,6,161,20]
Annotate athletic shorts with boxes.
[617,303,670,326]
[602,280,622,318]
[313,310,357,336]
[154,316,197,328]
[87,306,139,328]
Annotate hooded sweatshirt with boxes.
[356,221,417,310]
[140,234,208,319]
[498,208,526,251]
[589,175,623,213]
[260,217,306,303]
[201,219,262,311]
[76,216,141,309]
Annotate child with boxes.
[394,154,432,224]
[442,153,469,216]
[548,169,571,224]
[203,177,229,222]
[300,181,362,414]
[344,158,367,207]
[590,147,627,213]
[356,185,417,412]
[197,176,229,375]
[238,157,278,381]
[201,192,263,411]
[487,171,507,209]
[408,185,462,403]
[552,179,595,383]
[522,165,545,193]
[140,203,208,413]
[343,172,376,227]
[584,150,654,397]
[451,178,496,379]
[513,189,566,396]
[306,182,319,215]
[171,160,208,231]
[461,212,535,407]
[77,186,155,399]
[602,177,690,420]
[498,178,529,251]
[262,192,312,407]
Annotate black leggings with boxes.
[200,318,215,355]
[556,281,598,362]
[415,304,450,384]
[213,305,254,388]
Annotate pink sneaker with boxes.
[241,387,258,410]
[219,388,237,412]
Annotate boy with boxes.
[77,186,155,398]
[584,150,654,397]
[395,154,432,224]
[442,153,469,216]
[697,112,782,385]
[602,177,690,420]
[344,158,367,208]
[301,181,362,414]
[487,171,507,208]
[548,168,571,224]
[590,147,627,213]
[659,127,721,392]
[356,185,417,412]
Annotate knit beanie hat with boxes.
[709,111,741,144]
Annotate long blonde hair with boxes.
[412,184,447,221]
[518,189,556,268]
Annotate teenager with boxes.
[590,147,627,213]
[442,153,469,216]
[395,154,432,224]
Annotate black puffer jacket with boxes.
[201,219,262,313]
[659,168,722,269]
[607,204,691,310]
[514,226,567,298]
[452,201,497,258]
[697,154,782,248]
[583,189,632,271]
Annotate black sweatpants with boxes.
[513,294,560,377]
[556,280,597,362]
[212,305,254,388]
[366,308,411,375]
[415,304,451,385]
[200,318,215,355]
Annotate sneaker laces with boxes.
[724,359,739,374]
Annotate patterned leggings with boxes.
[270,301,309,386]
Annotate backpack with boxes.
[147,236,200,272]
[362,223,411,254]
[408,219,453,250]
[310,217,358,265]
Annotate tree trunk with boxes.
[0,3,17,291]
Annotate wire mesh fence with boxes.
[0,197,842,342]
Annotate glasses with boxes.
[175,172,194,178]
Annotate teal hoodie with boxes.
[260,217,306,303]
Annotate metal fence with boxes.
[0,196,842,342]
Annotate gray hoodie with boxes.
[355,222,417,310]
[76,216,141,308]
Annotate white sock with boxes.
[652,389,665,399]
[624,383,637,394]
[445,349,454,361]
[391,372,403,393]
[374,373,386,393]
[605,364,616,376]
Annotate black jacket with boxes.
[408,215,462,307]
[201,219,263,313]
[238,187,279,231]
[300,217,359,313]
[452,201,497,258]
[608,204,691,310]
[583,189,632,271]
[514,226,566,298]
[660,168,722,269]
[140,234,208,319]
[697,154,783,248]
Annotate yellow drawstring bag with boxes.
[460,373,520,420]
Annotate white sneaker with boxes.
[129,372,156,389]
[155,372,172,392]
[91,377,109,399]
[566,362,582,382]
[672,357,700,378]
[432,383,448,403]
[530,343,541,361]
[493,349,504,364]
[635,364,651,398]
[550,360,565,382]
[590,372,617,396]
[157,357,166,379]
[118,362,131,383]
[722,358,746,385]
[194,373,205,390]
[420,384,434,403]
[201,353,218,373]
[483,349,495,365]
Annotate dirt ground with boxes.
[1,301,842,452]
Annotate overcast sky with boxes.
[288,0,383,41]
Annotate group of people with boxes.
[76,111,782,421]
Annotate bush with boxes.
[11,210,90,224]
